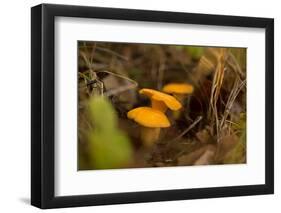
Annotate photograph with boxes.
[78,41,247,170]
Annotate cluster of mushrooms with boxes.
[127,83,194,147]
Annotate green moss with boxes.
[223,113,246,164]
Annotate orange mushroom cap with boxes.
[127,107,170,128]
[162,83,194,95]
[139,88,182,111]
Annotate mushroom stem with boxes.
[140,127,161,147]
[151,100,167,112]
[172,94,185,119]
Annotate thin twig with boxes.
[100,70,138,96]
[228,52,245,79]
[173,116,203,142]
[89,43,96,66]
[95,46,129,61]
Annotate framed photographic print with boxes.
[31,3,274,209]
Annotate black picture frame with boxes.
[31,3,274,209]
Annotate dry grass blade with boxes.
[208,48,226,140]
[95,46,129,61]
[227,51,246,80]
[220,78,246,130]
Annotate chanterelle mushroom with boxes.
[162,83,194,103]
[127,107,170,147]
[139,88,182,113]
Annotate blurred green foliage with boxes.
[88,96,117,131]
[174,45,204,60]
[185,47,204,60]
[223,113,246,164]
[87,97,133,169]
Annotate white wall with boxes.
[0,0,279,212]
